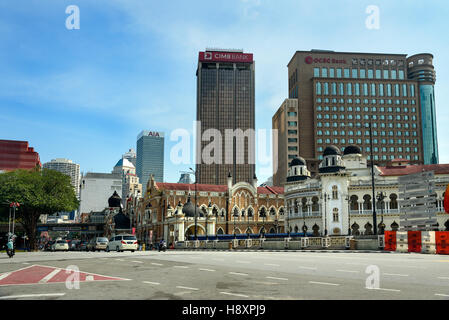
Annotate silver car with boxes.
[87,237,109,252]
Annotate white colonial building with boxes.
[284,145,449,236]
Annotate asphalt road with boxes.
[0,249,448,300]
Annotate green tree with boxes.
[0,168,79,251]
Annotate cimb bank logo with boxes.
[305,56,313,64]
[204,52,213,60]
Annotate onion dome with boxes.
[182,196,202,217]
[323,145,341,156]
[289,156,306,167]
[108,191,121,208]
[343,145,361,156]
[390,221,399,229]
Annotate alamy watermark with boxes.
[65,5,80,30]
[365,5,380,30]
[365,265,380,289]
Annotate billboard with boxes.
[199,51,253,63]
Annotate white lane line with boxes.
[212,258,224,262]
[22,263,30,265]
[220,292,249,298]
[151,263,163,266]
[115,259,124,261]
[437,277,449,280]
[309,281,340,286]
[236,260,250,264]
[336,269,359,273]
[0,273,11,281]
[266,276,288,281]
[345,262,365,266]
[39,268,62,284]
[264,263,280,267]
[199,268,216,272]
[298,266,317,270]
[435,293,449,297]
[383,273,409,277]
[174,266,189,269]
[143,281,160,285]
[176,286,199,291]
[366,287,401,292]
[131,261,143,264]
[0,293,66,300]
[229,272,248,276]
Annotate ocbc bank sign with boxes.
[305,56,346,64]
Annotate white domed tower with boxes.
[342,145,367,170]
[319,145,345,174]
[286,156,311,183]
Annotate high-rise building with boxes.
[43,158,81,199]
[178,173,192,184]
[272,99,299,186]
[136,130,164,192]
[277,49,438,178]
[123,148,137,167]
[0,140,41,172]
[196,49,255,185]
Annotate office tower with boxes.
[123,148,137,167]
[178,173,192,184]
[272,99,299,186]
[136,130,164,192]
[0,140,41,172]
[43,158,81,199]
[406,54,438,164]
[280,49,436,177]
[196,49,255,185]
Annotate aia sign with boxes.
[148,132,160,137]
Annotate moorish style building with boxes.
[135,174,284,245]
[285,145,449,236]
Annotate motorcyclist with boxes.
[158,239,166,252]
[6,237,14,258]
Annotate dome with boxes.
[108,191,122,208]
[114,158,135,169]
[343,145,361,156]
[182,196,202,217]
[289,156,306,167]
[323,145,341,156]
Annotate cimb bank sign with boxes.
[199,51,254,63]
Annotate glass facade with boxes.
[420,84,439,164]
[136,133,165,192]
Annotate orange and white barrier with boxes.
[384,231,449,255]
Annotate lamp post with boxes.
[206,202,212,241]
[233,210,237,239]
[376,192,386,234]
[321,193,330,236]
[286,203,291,237]
[260,208,266,238]
[188,168,198,240]
[368,120,378,235]
[345,195,351,235]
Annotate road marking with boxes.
[437,260,449,262]
[435,293,449,297]
[336,269,359,273]
[383,273,409,277]
[212,258,224,262]
[151,263,163,266]
[437,277,449,280]
[309,281,339,286]
[0,273,11,281]
[176,286,199,291]
[264,263,280,267]
[229,272,248,276]
[345,262,365,266]
[366,287,401,292]
[174,266,189,269]
[22,263,30,265]
[131,261,143,264]
[143,281,160,285]
[266,276,288,281]
[199,268,216,272]
[236,260,250,264]
[298,266,317,270]
[0,293,66,300]
[220,292,249,298]
[38,268,61,284]
[115,259,124,261]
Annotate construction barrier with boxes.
[384,231,397,251]
[284,238,290,249]
[396,231,408,253]
[407,231,422,253]
[378,235,385,249]
[421,231,436,254]
[436,231,449,255]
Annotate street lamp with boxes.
[376,192,386,234]
[206,202,213,241]
[188,168,199,240]
[260,208,266,238]
[321,193,330,236]
[368,120,378,235]
[233,209,238,239]
[345,195,351,235]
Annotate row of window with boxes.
[318,154,419,161]
[317,129,418,137]
[317,105,417,113]
[317,143,418,153]
[314,67,405,80]
[316,82,415,97]
[316,97,416,105]
[351,58,405,67]
[317,115,417,122]
[320,138,418,145]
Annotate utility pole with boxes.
[368,120,378,235]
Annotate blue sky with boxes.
[1,0,448,184]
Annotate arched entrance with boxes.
[185,225,205,239]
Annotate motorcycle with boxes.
[6,247,15,258]
[158,242,167,252]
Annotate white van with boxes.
[106,234,138,252]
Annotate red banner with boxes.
[199,51,253,63]
[444,184,449,213]
[407,231,422,253]
[436,231,449,255]
[384,231,397,251]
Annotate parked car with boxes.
[106,234,138,252]
[87,237,109,252]
[51,240,69,252]
[78,241,89,251]
[69,240,80,251]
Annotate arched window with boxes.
[279,208,285,216]
[389,194,398,210]
[332,186,338,199]
[312,196,319,212]
[294,226,299,233]
[363,195,372,210]
[350,195,358,211]
[247,208,254,217]
[270,207,276,216]
[233,207,240,217]
[333,208,339,222]
[217,228,224,235]
[212,207,218,216]
[301,198,308,213]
